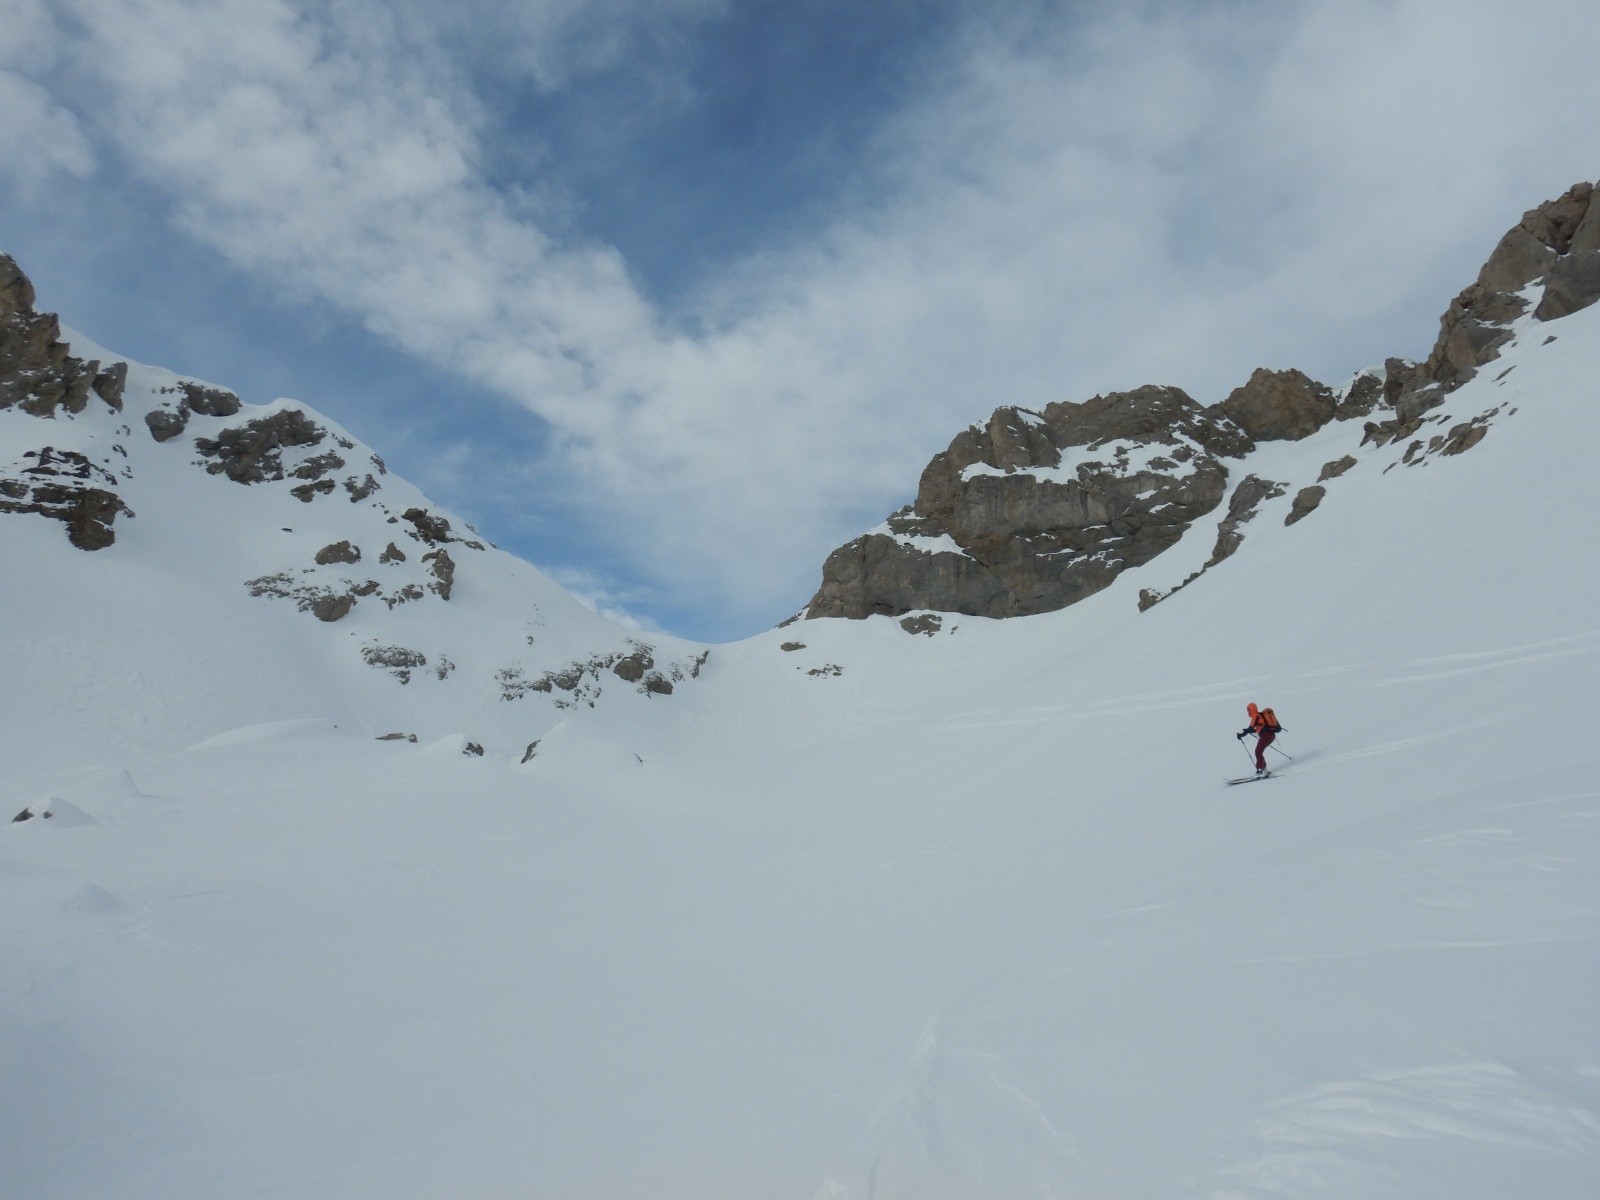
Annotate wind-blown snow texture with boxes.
[4,306,1600,1197]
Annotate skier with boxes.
[1237,702,1284,776]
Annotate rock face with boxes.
[194,409,328,483]
[1217,369,1336,441]
[1285,485,1326,526]
[1359,182,1600,451]
[1207,474,1288,566]
[1,259,133,548]
[143,380,241,443]
[806,386,1254,619]
[422,548,455,600]
[0,447,133,549]
[1138,473,1288,611]
[315,540,362,565]
[0,255,124,419]
[805,179,1600,625]
[1422,181,1600,392]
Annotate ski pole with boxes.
[1270,743,1293,761]
[1237,737,1257,766]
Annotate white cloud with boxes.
[0,0,94,188]
[545,565,662,633]
[0,71,94,190]
[396,0,728,92]
[1,0,65,64]
[19,0,1600,633]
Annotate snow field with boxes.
[3,305,1599,1197]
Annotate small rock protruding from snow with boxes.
[1285,485,1326,526]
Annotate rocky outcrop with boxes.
[1416,181,1600,402]
[1536,249,1600,321]
[806,387,1250,620]
[315,540,361,565]
[194,409,327,483]
[422,548,455,599]
[2,245,720,759]
[611,648,654,683]
[361,644,427,683]
[246,572,363,621]
[402,507,452,545]
[805,181,1600,625]
[177,381,241,417]
[1207,475,1288,567]
[0,447,133,549]
[1388,405,1504,472]
[310,592,355,622]
[93,362,128,410]
[1318,456,1357,482]
[145,408,189,442]
[0,255,124,418]
[1360,184,1597,452]
[1285,485,1326,526]
[1138,473,1288,611]
[2,258,135,548]
[344,473,381,502]
[497,645,709,707]
[1215,368,1336,441]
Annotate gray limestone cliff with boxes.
[806,386,1257,620]
[1368,179,1600,443]
[803,179,1600,624]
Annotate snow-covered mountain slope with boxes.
[4,268,1598,1199]
[1,267,707,775]
[804,179,1600,625]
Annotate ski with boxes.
[1225,773,1278,785]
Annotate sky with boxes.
[3,0,1599,641]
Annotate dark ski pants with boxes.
[1254,728,1276,771]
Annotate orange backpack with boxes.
[1247,703,1280,731]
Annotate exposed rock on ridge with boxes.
[2,249,715,763]
[1,256,133,548]
[1218,368,1335,441]
[804,179,1600,624]
[1,255,125,419]
[1373,180,1600,442]
[807,386,1257,620]
[0,447,133,550]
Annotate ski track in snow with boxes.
[887,628,1600,737]
[1203,1062,1600,1200]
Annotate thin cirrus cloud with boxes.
[7,0,1600,638]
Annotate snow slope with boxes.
[0,330,707,775]
[3,305,1599,1197]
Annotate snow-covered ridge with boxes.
[958,431,1207,486]
[804,180,1600,625]
[1,259,709,771]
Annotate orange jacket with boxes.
[1240,703,1283,736]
